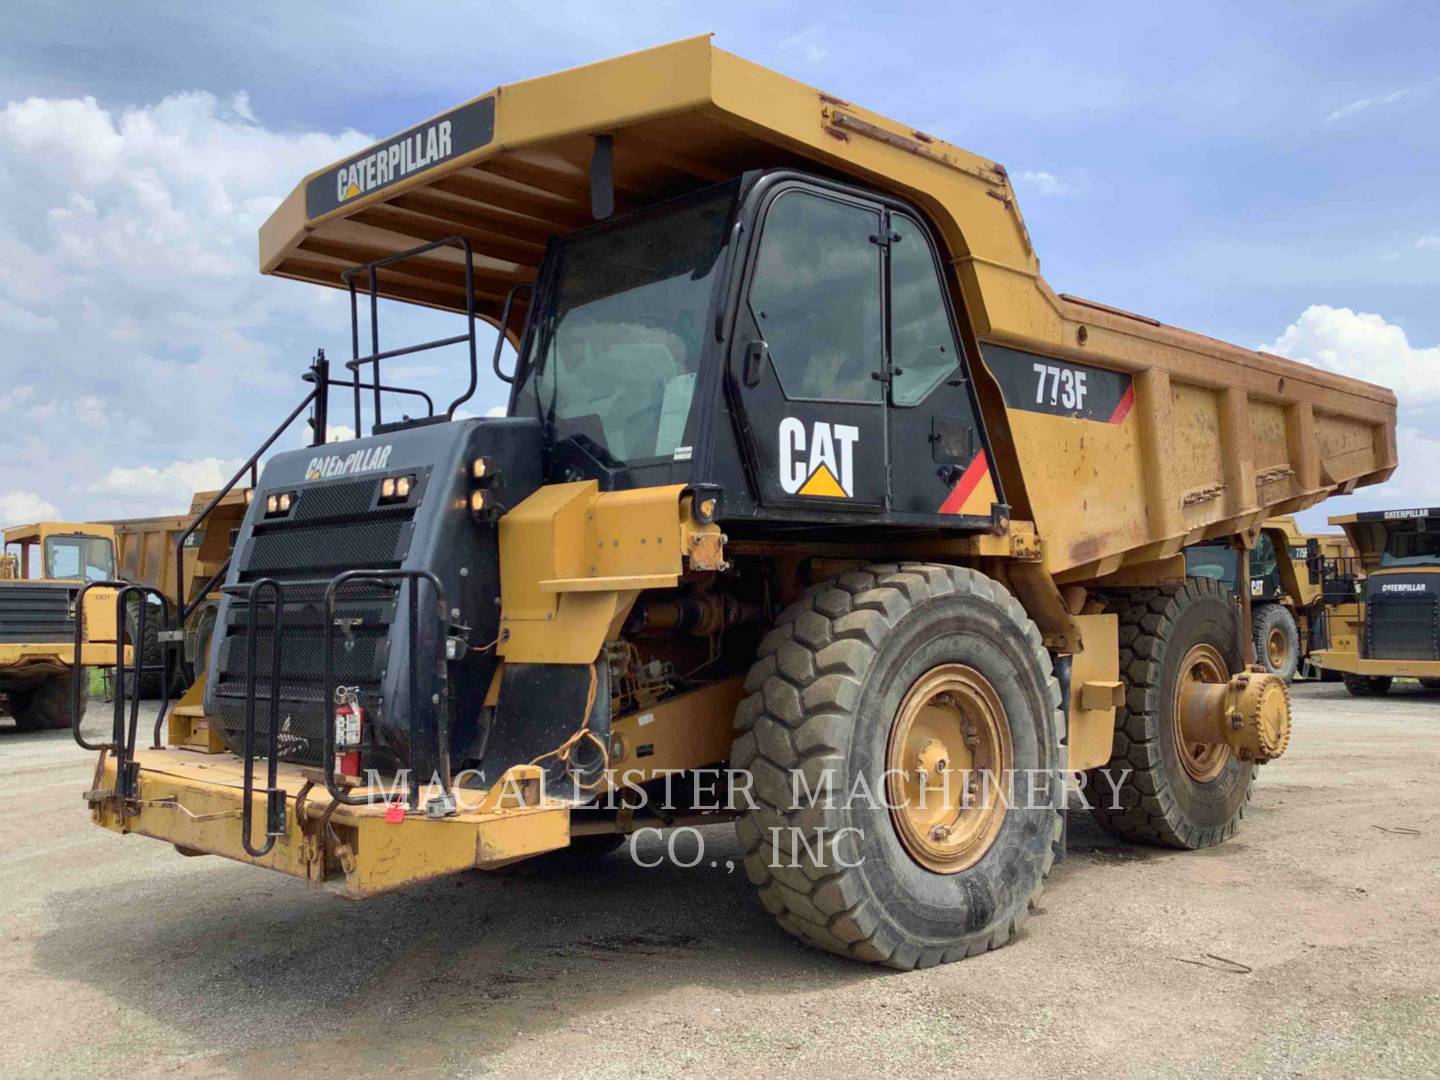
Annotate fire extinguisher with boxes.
[334,686,364,780]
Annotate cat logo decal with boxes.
[778,418,858,499]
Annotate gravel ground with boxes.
[2,680,1438,1078]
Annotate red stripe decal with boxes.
[1108,384,1135,425]
[939,450,988,515]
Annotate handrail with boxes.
[490,282,534,386]
[321,568,451,809]
[340,235,478,432]
[239,578,286,857]
[173,371,321,627]
[72,581,173,803]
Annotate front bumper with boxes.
[89,748,572,898]
[1311,650,1440,679]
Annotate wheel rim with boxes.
[885,664,1012,874]
[1172,643,1231,782]
[1266,626,1288,670]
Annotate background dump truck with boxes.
[1312,508,1440,697]
[74,39,1397,969]
[1183,517,1354,681]
[103,486,254,697]
[2,522,125,729]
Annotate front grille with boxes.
[1366,595,1440,661]
[0,584,75,644]
[211,475,416,763]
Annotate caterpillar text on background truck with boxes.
[72,38,1398,968]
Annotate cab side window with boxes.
[749,191,882,404]
[889,214,961,406]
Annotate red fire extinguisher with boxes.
[334,687,364,780]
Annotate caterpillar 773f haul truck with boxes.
[1312,508,1440,696]
[1184,517,1354,681]
[74,38,1397,968]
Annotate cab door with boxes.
[882,209,997,525]
[728,184,888,512]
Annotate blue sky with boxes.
[0,0,1436,531]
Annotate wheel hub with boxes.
[886,664,1012,874]
[1266,626,1288,669]
[1175,646,1293,781]
[1173,644,1232,781]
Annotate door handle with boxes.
[744,340,769,387]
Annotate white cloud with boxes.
[91,456,245,515]
[484,405,507,418]
[1262,305,1440,403]
[1325,87,1413,123]
[0,491,61,528]
[1418,235,1440,250]
[1016,169,1075,197]
[1267,307,1440,522]
[0,91,374,521]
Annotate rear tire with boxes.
[1087,580,1254,850]
[1252,603,1299,683]
[10,669,87,731]
[731,563,1064,969]
[1343,674,1392,697]
[122,599,164,698]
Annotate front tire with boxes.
[1252,603,1299,683]
[10,669,87,731]
[731,563,1063,969]
[1087,580,1254,850]
[1343,674,1392,697]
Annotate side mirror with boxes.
[1305,537,1321,585]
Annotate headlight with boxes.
[469,490,486,512]
[379,474,416,504]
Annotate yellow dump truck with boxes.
[1312,507,1440,696]
[73,39,1397,968]
[1,522,125,729]
[1184,517,1354,681]
[104,486,254,694]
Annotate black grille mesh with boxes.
[0,584,75,644]
[1366,596,1440,661]
[213,475,415,763]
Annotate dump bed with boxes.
[259,35,1396,582]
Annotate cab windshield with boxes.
[44,535,115,581]
[1380,523,1440,568]
[514,182,737,467]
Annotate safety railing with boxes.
[225,577,287,857]
[72,581,173,805]
[341,236,480,433]
[321,569,452,810]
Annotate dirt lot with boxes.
[2,681,1438,1078]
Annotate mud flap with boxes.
[479,660,611,799]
